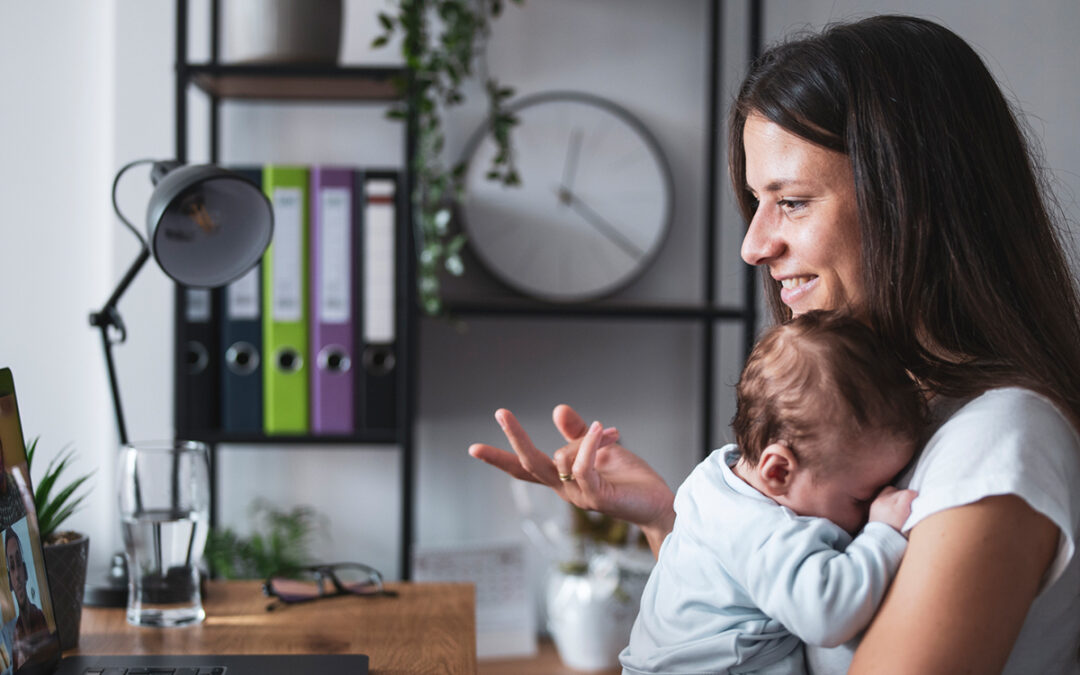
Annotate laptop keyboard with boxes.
[82,668,226,675]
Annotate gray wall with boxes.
[210,0,752,579]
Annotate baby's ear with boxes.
[757,443,799,497]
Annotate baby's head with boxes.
[731,311,926,533]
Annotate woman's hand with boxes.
[468,404,676,555]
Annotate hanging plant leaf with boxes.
[374,0,523,315]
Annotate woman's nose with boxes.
[740,208,784,266]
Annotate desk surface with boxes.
[74,581,476,674]
[478,638,622,675]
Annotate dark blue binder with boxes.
[220,166,264,434]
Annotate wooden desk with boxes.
[478,638,622,675]
[73,581,476,674]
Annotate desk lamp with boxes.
[85,159,273,606]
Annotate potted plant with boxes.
[373,0,523,314]
[204,501,324,580]
[545,507,654,671]
[25,437,93,651]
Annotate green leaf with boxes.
[445,254,464,276]
[25,440,94,539]
[206,502,322,579]
[378,0,523,313]
[423,294,442,316]
[37,474,91,532]
[25,437,37,467]
[447,234,467,254]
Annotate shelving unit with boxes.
[441,0,762,459]
[170,0,762,582]
[171,0,418,578]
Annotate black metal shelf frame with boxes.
[441,303,754,322]
[171,0,762,581]
[173,0,419,579]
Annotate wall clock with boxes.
[460,91,674,303]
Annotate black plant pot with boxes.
[42,533,89,651]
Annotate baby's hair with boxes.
[732,311,926,471]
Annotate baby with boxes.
[620,310,925,674]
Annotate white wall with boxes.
[762,2,1080,256]
[1,0,1076,611]
[0,2,117,562]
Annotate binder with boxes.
[220,167,264,434]
[176,286,219,435]
[220,267,263,434]
[310,167,357,435]
[262,165,310,434]
[358,171,399,432]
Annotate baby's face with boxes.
[784,432,915,534]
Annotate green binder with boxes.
[262,165,310,434]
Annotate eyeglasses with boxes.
[262,563,398,611]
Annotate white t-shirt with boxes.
[807,387,1080,674]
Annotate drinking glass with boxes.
[117,440,210,627]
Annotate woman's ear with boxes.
[756,443,799,497]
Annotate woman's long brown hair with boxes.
[728,15,1080,429]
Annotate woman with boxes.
[469,15,1080,674]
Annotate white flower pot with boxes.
[546,552,652,671]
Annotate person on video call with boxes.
[0,442,24,532]
[0,441,19,675]
[5,528,47,669]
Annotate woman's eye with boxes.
[778,198,807,211]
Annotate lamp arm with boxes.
[89,247,150,447]
[89,158,159,447]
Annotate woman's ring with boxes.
[559,473,575,482]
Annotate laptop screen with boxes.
[0,369,62,674]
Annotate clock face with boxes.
[461,92,673,302]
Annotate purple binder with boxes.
[310,167,357,434]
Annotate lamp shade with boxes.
[146,163,273,288]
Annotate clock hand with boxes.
[556,187,645,261]
[559,128,584,197]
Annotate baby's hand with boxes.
[868,486,917,534]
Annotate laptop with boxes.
[0,368,369,675]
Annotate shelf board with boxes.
[439,301,754,322]
[183,63,405,102]
[182,430,399,446]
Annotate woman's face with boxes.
[740,113,864,316]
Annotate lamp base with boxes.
[82,551,128,608]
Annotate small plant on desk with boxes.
[205,500,325,579]
[26,437,93,545]
[545,506,654,670]
[25,436,94,650]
